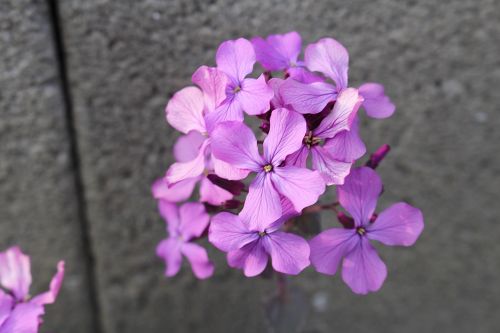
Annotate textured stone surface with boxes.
[0,1,97,332]
[56,0,500,332]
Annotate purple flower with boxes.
[309,167,424,294]
[156,201,214,279]
[209,200,309,276]
[251,31,302,71]
[0,246,64,332]
[285,88,365,185]
[204,38,274,130]
[211,108,325,229]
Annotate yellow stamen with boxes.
[263,164,273,172]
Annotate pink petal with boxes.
[263,108,306,164]
[279,79,337,114]
[337,167,382,226]
[181,243,214,279]
[287,67,325,83]
[268,78,286,108]
[367,203,424,246]
[173,131,206,163]
[237,75,273,115]
[309,228,358,275]
[359,83,395,119]
[30,261,65,306]
[158,201,180,237]
[151,177,198,203]
[210,121,263,171]
[251,31,301,71]
[271,166,325,213]
[305,38,349,90]
[192,66,228,113]
[166,86,206,134]
[240,172,282,231]
[204,97,244,133]
[284,145,309,168]
[216,38,255,83]
[263,231,310,275]
[0,302,44,333]
[165,140,209,185]
[199,177,233,206]
[0,246,32,301]
[227,240,268,277]
[0,290,14,327]
[156,238,182,277]
[178,202,210,240]
[322,117,366,162]
[310,146,353,185]
[209,212,259,252]
[212,155,250,181]
[341,237,387,294]
[314,88,363,139]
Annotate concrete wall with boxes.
[0,0,499,332]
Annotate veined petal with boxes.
[359,83,395,119]
[209,212,259,252]
[165,140,209,185]
[158,200,180,237]
[212,155,250,181]
[305,38,349,90]
[314,88,363,139]
[227,240,268,277]
[322,117,366,162]
[287,67,325,83]
[367,203,424,246]
[216,38,255,83]
[0,302,44,333]
[152,177,198,203]
[210,121,264,171]
[337,167,383,227]
[0,290,13,327]
[264,231,310,275]
[271,166,325,213]
[264,108,306,164]
[156,238,182,277]
[252,31,301,71]
[179,202,210,240]
[268,78,286,108]
[192,66,228,113]
[173,131,206,163]
[166,86,206,134]
[341,237,387,294]
[284,145,309,168]
[181,243,214,279]
[30,261,65,305]
[311,146,352,185]
[199,177,233,206]
[204,97,244,133]
[280,79,337,114]
[237,75,273,115]
[309,228,358,275]
[0,246,31,301]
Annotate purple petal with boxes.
[181,243,214,279]
[341,237,387,294]
[314,88,363,139]
[204,96,244,133]
[268,78,286,108]
[305,38,349,90]
[0,302,44,333]
[212,155,250,181]
[151,177,198,203]
[359,83,395,119]
[252,31,301,71]
[310,146,353,185]
[287,67,325,83]
[227,240,268,277]
[30,261,64,306]
[367,203,424,246]
[237,74,273,115]
[0,291,14,327]
[309,228,358,275]
[337,167,382,226]
[264,231,310,275]
[322,117,366,162]
[271,166,325,213]
[158,200,180,237]
[209,212,259,252]
[178,202,210,240]
[192,65,228,113]
[216,38,255,83]
[264,108,306,164]
[240,172,282,231]
[165,139,209,185]
[199,177,233,206]
[284,145,309,168]
[0,246,32,301]
[210,121,263,171]
[173,131,206,163]
[156,238,182,277]
[166,86,206,134]
[279,79,337,114]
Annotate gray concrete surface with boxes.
[0,0,97,332]
[0,0,499,332]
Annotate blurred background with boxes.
[1,0,499,332]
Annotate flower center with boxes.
[356,227,366,236]
[258,231,267,237]
[263,164,273,173]
[304,131,322,148]
[233,85,241,94]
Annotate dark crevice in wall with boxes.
[46,1,104,332]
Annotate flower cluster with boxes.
[0,246,64,332]
[153,32,424,294]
